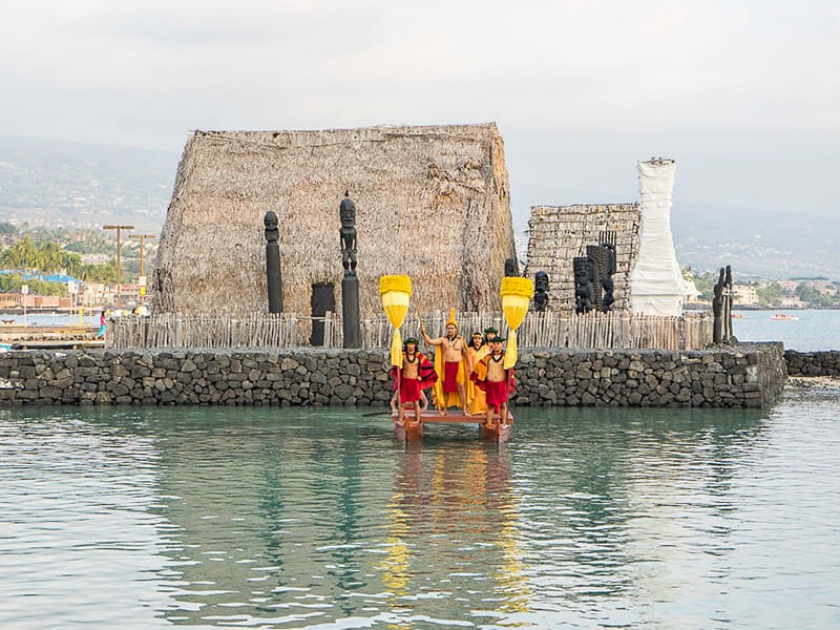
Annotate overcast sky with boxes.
[1,0,837,225]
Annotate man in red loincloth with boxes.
[389,337,437,423]
[471,336,515,426]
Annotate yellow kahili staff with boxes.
[500,277,534,369]
[379,275,412,371]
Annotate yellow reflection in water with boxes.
[379,443,531,626]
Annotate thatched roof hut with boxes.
[525,203,641,311]
[152,124,515,317]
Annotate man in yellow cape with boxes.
[421,308,474,415]
[466,331,488,415]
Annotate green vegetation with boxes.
[689,270,840,309]
[756,282,785,308]
[0,231,136,284]
[0,221,18,235]
[0,273,65,296]
[691,271,718,301]
[795,282,838,309]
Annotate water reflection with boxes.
[380,441,531,626]
[4,401,838,629]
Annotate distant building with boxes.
[684,277,703,303]
[779,296,805,308]
[733,284,759,306]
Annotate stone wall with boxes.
[0,344,785,408]
[514,343,785,408]
[784,350,840,376]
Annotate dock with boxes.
[0,325,101,351]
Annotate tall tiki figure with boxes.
[340,192,361,348]
[573,256,595,314]
[600,230,617,312]
[712,267,724,344]
[264,210,283,313]
[724,265,734,342]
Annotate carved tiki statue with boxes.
[573,256,595,314]
[533,271,550,312]
[339,192,357,275]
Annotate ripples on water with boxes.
[1,394,838,629]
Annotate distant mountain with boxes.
[671,201,840,279]
[0,135,179,232]
[511,181,840,280]
[1,136,837,280]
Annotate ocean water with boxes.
[731,309,840,352]
[1,312,97,328]
[1,399,838,629]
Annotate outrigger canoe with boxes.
[392,408,513,443]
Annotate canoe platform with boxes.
[392,408,514,443]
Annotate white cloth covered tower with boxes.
[629,159,685,316]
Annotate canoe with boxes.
[392,408,513,443]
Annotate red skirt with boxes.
[399,377,422,403]
[485,379,509,412]
[443,361,460,393]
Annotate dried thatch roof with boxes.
[152,124,515,317]
[525,203,641,311]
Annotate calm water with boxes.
[2,395,839,629]
[732,309,840,351]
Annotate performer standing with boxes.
[472,337,515,426]
[421,309,473,416]
[389,337,437,423]
[466,332,488,415]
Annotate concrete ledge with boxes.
[0,343,786,408]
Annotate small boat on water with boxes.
[392,408,513,443]
[771,313,799,321]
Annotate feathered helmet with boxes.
[445,308,458,330]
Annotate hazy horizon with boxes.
[1,1,837,221]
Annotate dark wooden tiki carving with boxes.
[264,210,283,313]
[712,267,725,344]
[339,192,361,348]
[573,256,595,314]
[586,245,606,311]
[339,192,357,276]
[504,257,519,277]
[533,271,549,312]
[599,231,617,312]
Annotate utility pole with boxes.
[103,225,134,309]
[130,234,156,308]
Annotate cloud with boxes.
[0,0,837,215]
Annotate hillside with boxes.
[0,135,178,232]
[1,135,838,280]
[513,182,840,280]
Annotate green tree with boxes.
[757,282,786,307]
[691,271,718,301]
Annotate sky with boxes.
[1,0,837,226]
